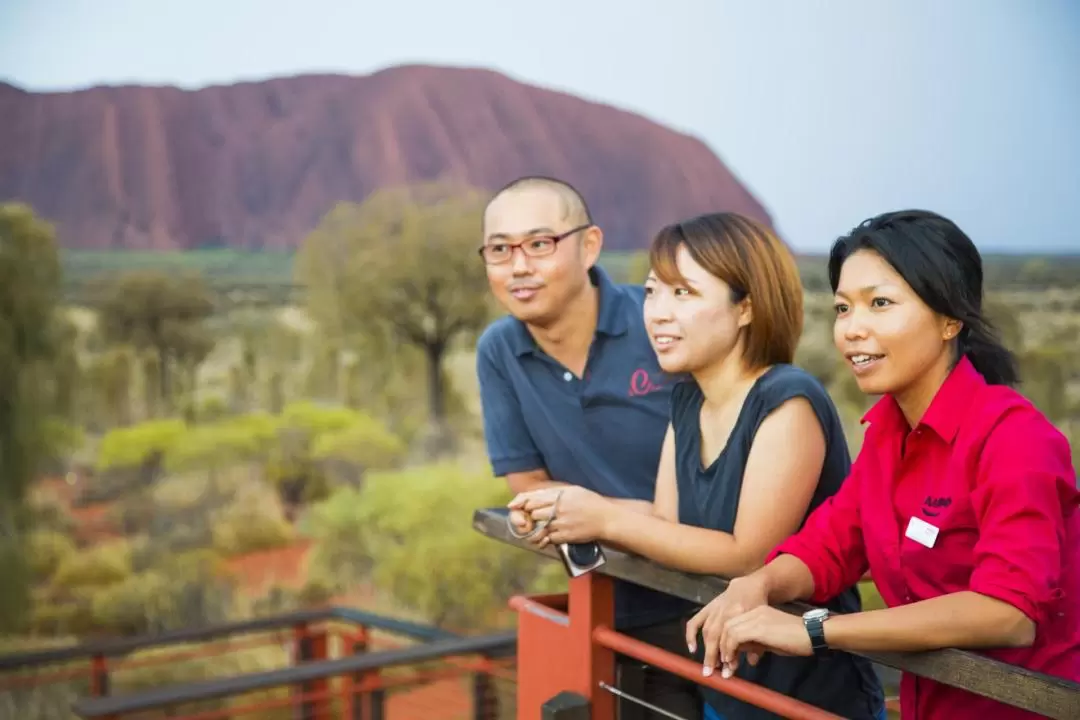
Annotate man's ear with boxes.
[581,225,604,269]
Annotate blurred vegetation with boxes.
[0,203,70,632]
[306,463,565,631]
[2,192,1078,715]
[294,180,494,457]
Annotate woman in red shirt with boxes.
[684,209,1079,719]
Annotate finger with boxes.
[701,627,720,676]
[529,506,555,523]
[718,614,740,668]
[685,611,705,653]
[522,491,559,509]
[720,621,752,679]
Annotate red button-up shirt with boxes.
[773,356,1079,719]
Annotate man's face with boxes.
[481,187,601,326]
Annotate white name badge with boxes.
[905,516,940,548]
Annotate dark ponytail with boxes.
[828,210,1020,387]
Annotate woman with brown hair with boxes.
[509,212,885,720]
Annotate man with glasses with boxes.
[474,176,701,719]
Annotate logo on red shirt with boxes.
[921,495,952,518]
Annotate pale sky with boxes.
[1,0,1078,252]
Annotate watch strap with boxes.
[805,616,829,657]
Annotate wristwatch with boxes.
[802,608,831,657]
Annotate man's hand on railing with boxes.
[685,574,772,678]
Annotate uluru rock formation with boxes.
[0,65,774,251]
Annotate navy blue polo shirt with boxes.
[476,265,694,629]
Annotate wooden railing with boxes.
[471,507,1080,720]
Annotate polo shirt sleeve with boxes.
[969,406,1077,625]
[767,455,869,604]
[475,338,545,477]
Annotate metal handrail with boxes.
[72,630,516,717]
[0,605,455,672]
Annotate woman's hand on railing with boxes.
[508,486,611,547]
[685,575,772,678]
[717,605,812,678]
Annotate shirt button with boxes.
[563,371,573,382]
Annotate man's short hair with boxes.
[487,175,593,228]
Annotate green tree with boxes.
[94,270,215,413]
[295,181,493,452]
[0,202,65,630]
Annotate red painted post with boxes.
[510,571,616,720]
[343,626,370,720]
[569,572,616,719]
[308,629,330,718]
[90,653,109,697]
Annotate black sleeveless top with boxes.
[672,364,884,720]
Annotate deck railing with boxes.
[0,605,514,720]
[471,506,1080,720]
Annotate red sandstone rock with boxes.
[0,65,774,251]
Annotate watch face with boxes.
[803,608,829,622]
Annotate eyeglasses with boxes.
[478,224,592,265]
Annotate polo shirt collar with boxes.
[861,355,984,443]
[508,265,627,356]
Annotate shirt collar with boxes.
[861,355,984,443]
[509,265,628,356]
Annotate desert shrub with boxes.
[51,540,132,591]
[90,548,233,636]
[264,448,330,506]
[251,584,300,617]
[320,462,564,631]
[306,486,372,592]
[27,530,77,583]
[109,490,159,536]
[27,591,97,636]
[267,403,407,504]
[164,412,281,472]
[211,485,294,557]
[27,493,77,536]
[1020,346,1071,423]
[279,401,365,436]
[95,419,187,471]
[90,570,174,636]
[296,577,335,608]
[197,394,230,422]
[311,416,407,472]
